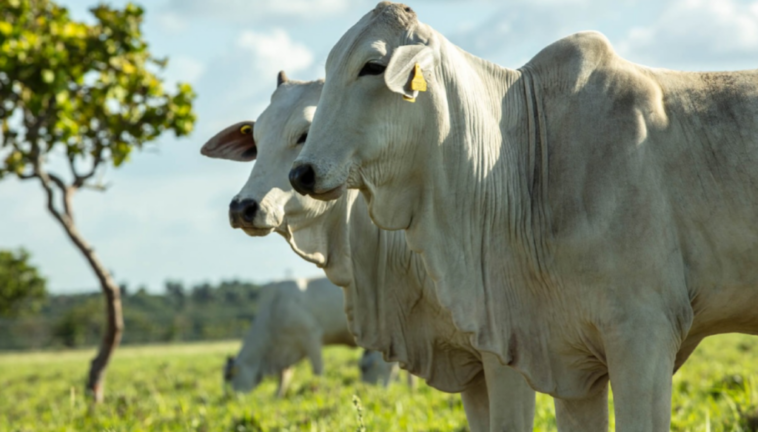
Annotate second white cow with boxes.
[203,75,535,431]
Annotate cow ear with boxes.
[200,121,257,162]
[384,44,435,102]
[277,70,288,87]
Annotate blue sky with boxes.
[2,0,758,293]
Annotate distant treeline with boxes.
[0,280,262,351]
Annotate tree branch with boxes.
[32,154,73,226]
[47,171,74,218]
[71,149,103,190]
[82,182,110,192]
[18,172,38,180]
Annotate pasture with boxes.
[0,335,756,432]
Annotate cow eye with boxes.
[296,133,307,145]
[359,62,386,77]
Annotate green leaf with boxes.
[41,69,55,83]
[0,22,12,36]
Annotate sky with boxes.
[2,0,758,294]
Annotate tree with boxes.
[191,282,215,303]
[0,0,196,401]
[165,280,185,309]
[0,248,47,317]
[52,296,103,348]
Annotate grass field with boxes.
[0,334,756,431]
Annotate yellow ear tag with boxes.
[240,125,252,135]
[410,63,427,92]
[403,95,416,103]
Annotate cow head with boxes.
[290,2,441,219]
[222,354,263,393]
[359,349,396,386]
[201,74,334,238]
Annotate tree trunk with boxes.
[67,224,123,403]
[84,264,123,403]
[43,185,124,403]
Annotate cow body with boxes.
[292,3,758,430]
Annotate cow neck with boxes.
[335,197,482,393]
[278,193,354,285]
[236,308,270,378]
[394,32,556,387]
[280,190,436,357]
[281,189,428,290]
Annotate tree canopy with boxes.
[0,0,196,180]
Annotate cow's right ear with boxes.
[200,121,257,161]
[384,44,436,102]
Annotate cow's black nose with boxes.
[289,164,316,195]
[228,198,258,228]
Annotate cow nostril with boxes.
[229,198,258,227]
[289,164,316,194]
[241,200,258,223]
[229,199,241,228]
[299,165,315,188]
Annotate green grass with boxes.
[0,334,756,431]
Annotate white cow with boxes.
[222,277,368,396]
[289,2,758,431]
[202,76,535,431]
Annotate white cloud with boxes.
[164,55,206,88]
[163,0,362,24]
[236,29,314,78]
[448,2,602,67]
[155,11,189,34]
[187,27,318,138]
[446,0,758,71]
[261,0,354,17]
[618,0,758,69]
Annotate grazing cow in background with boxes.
[359,349,406,387]
[222,277,393,396]
[289,2,758,431]
[202,75,535,432]
[358,350,417,388]
[358,350,395,386]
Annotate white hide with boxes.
[203,78,535,431]
[293,2,758,431]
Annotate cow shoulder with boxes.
[526,31,666,127]
[525,31,616,84]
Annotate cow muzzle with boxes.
[289,163,347,201]
[289,163,316,196]
[228,198,259,228]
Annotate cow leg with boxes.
[406,371,417,390]
[605,325,678,432]
[482,352,536,432]
[386,363,399,387]
[554,383,609,432]
[276,367,294,398]
[461,375,490,432]
[305,339,324,376]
